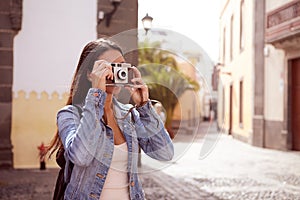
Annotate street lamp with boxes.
[98,0,122,27]
[142,13,153,35]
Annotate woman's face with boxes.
[98,49,125,94]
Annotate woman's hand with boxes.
[89,60,113,91]
[127,66,149,106]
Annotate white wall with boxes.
[264,45,285,121]
[14,0,97,96]
[266,0,293,12]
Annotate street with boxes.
[1,122,300,200]
[145,122,300,200]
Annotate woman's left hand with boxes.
[127,66,149,107]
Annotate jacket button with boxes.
[93,92,99,97]
[89,193,97,198]
[103,153,110,158]
[131,181,135,187]
[96,173,104,178]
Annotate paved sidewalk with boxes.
[1,121,300,200]
[141,121,300,200]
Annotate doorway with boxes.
[229,85,233,135]
[290,57,300,150]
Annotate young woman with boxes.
[46,38,174,200]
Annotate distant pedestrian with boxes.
[45,38,174,200]
[210,109,215,122]
[37,142,46,170]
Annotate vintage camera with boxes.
[110,63,134,85]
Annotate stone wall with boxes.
[0,0,22,169]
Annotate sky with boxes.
[137,0,221,63]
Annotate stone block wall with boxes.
[0,0,22,169]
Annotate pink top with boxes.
[99,142,130,200]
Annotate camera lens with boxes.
[117,69,127,80]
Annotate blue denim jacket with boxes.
[57,88,174,200]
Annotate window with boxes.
[222,87,225,124]
[222,27,226,63]
[240,0,245,51]
[239,80,243,126]
[230,15,234,61]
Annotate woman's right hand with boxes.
[89,60,113,91]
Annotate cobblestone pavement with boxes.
[0,168,216,200]
[1,122,300,200]
[141,121,300,200]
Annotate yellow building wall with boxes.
[11,91,68,168]
[172,61,202,123]
[173,90,201,122]
[219,0,292,138]
[218,0,255,138]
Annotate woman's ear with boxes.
[87,70,92,82]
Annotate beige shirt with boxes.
[99,142,130,200]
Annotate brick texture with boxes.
[0,86,12,102]
[0,50,13,66]
[0,1,11,12]
[0,68,13,85]
[0,14,12,29]
[0,32,14,48]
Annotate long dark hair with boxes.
[46,38,123,158]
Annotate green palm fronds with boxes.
[138,40,200,129]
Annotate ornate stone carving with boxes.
[9,0,23,31]
[266,1,300,43]
[267,1,300,28]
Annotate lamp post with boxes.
[142,13,153,35]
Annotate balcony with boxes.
[266,0,300,45]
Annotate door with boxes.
[291,58,300,150]
[229,85,233,135]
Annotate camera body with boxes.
[110,63,134,85]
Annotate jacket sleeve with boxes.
[133,101,174,161]
[57,88,107,166]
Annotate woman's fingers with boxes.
[90,60,115,89]
[92,60,113,80]
[125,83,149,105]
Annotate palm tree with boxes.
[138,40,200,137]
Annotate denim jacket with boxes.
[57,88,174,200]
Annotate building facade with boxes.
[265,0,300,150]
[217,0,300,151]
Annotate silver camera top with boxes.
[109,63,134,86]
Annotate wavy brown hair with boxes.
[46,38,123,158]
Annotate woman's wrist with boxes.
[135,100,149,108]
